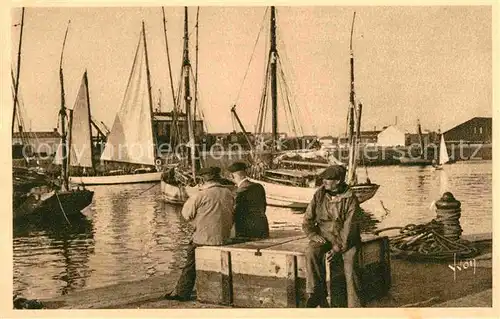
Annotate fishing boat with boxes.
[49,21,94,215]
[161,7,208,204]
[162,8,379,209]
[68,23,162,185]
[13,167,56,219]
[12,9,93,220]
[239,8,379,208]
[431,134,452,170]
[11,8,54,220]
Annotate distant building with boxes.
[377,126,406,147]
[318,135,337,146]
[153,111,204,146]
[405,130,439,147]
[337,130,380,146]
[443,117,492,144]
[12,128,61,156]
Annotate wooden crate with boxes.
[195,233,390,308]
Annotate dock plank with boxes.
[41,273,179,309]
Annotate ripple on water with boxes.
[13,162,492,299]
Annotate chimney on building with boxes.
[395,116,398,125]
[53,128,58,133]
[18,125,23,132]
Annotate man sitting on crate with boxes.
[227,161,270,239]
[164,166,235,302]
[302,165,363,308]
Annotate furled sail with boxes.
[100,28,155,166]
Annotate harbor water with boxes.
[13,161,492,300]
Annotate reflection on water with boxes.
[13,161,492,299]
[357,161,492,235]
[13,213,94,298]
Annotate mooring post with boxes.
[435,192,462,241]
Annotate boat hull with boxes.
[69,172,162,185]
[258,180,379,209]
[13,188,94,220]
[13,187,56,219]
[38,189,94,214]
[160,179,379,209]
[161,181,190,205]
[161,181,230,205]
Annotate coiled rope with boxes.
[374,209,479,261]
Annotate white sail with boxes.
[68,72,93,167]
[53,128,78,166]
[53,141,63,165]
[439,134,450,165]
[100,28,155,166]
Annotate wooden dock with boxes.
[36,231,491,309]
[195,232,390,307]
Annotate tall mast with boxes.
[142,21,158,161]
[68,108,74,169]
[11,68,28,148]
[183,7,198,178]
[12,7,25,135]
[84,70,96,171]
[347,12,357,185]
[161,7,179,148]
[59,20,71,191]
[193,7,200,124]
[270,6,278,154]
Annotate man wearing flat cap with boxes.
[165,166,235,301]
[227,161,269,239]
[302,164,363,308]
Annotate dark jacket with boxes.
[234,179,269,239]
[302,185,362,251]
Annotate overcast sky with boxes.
[9,5,491,136]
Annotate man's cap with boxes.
[319,165,347,181]
[227,161,248,173]
[198,166,221,176]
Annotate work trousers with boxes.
[172,243,199,299]
[305,241,362,307]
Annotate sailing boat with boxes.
[161,7,210,204]
[431,134,451,170]
[54,71,95,175]
[13,9,93,219]
[238,8,379,209]
[68,23,162,185]
[44,21,94,216]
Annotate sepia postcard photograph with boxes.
[2,1,498,318]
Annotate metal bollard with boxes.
[435,192,462,241]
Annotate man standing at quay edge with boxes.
[164,167,235,301]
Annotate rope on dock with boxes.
[374,192,481,261]
[374,220,479,261]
